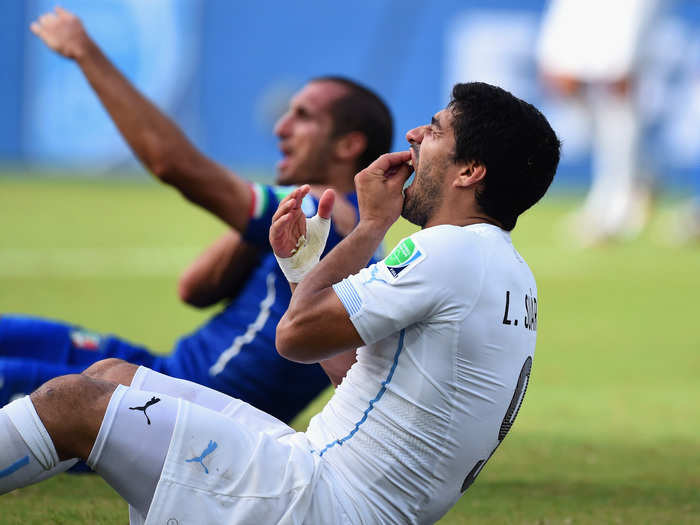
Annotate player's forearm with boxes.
[178,231,259,308]
[277,221,386,362]
[75,38,196,181]
[74,38,252,229]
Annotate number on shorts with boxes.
[460,356,532,492]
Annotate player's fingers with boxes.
[367,151,412,176]
[269,212,294,251]
[270,210,296,237]
[385,161,413,189]
[275,185,307,219]
[55,6,70,17]
[39,13,57,26]
[317,189,335,220]
[294,184,311,205]
[271,211,293,231]
[279,184,304,205]
[272,197,297,222]
[29,22,41,35]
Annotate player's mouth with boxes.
[409,142,420,172]
[403,142,420,191]
[277,145,294,172]
[403,143,420,196]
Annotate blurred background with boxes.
[1,1,699,523]
[0,0,698,189]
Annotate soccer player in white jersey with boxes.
[0,82,560,524]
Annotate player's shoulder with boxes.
[409,223,503,259]
[379,225,485,283]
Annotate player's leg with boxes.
[82,358,232,411]
[0,314,165,368]
[0,373,178,517]
[0,357,83,406]
[0,314,101,361]
[0,374,113,494]
[83,358,290,436]
[0,315,167,404]
[585,85,647,240]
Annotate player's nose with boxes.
[274,112,292,138]
[405,125,425,144]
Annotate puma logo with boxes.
[185,440,218,474]
[128,396,161,425]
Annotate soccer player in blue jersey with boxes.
[0,7,392,423]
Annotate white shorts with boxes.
[140,397,350,525]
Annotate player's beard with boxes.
[401,159,444,227]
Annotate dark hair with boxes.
[448,82,560,230]
[312,76,393,171]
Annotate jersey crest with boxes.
[383,237,425,279]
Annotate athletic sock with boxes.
[0,396,76,494]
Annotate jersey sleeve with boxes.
[332,228,483,345]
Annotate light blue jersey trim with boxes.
[332,279,363,317]
[315,329,405,457]
[0,455,29,478]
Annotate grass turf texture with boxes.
[0,176,698,524]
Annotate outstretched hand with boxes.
[270,185,335,258]
[30,7,90,60]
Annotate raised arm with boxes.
[30,7,252,231]
[271,152,413,364]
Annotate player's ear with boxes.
[453,161,486,189]
[333,131,367,163]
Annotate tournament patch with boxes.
[383,237,426,279]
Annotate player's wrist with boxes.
[356,218,392,239]
[275,214,331,283]
[72,33,97,63]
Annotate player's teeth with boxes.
[407,159,413,167]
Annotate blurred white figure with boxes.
[537,0,662,244]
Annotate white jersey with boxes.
[307,224,538,524]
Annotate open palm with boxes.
[270,185,335,258]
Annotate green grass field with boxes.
[1,176,698,524]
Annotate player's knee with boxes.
[82,358,126,379]
[31,373,116,459]
[82,358,137,386]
